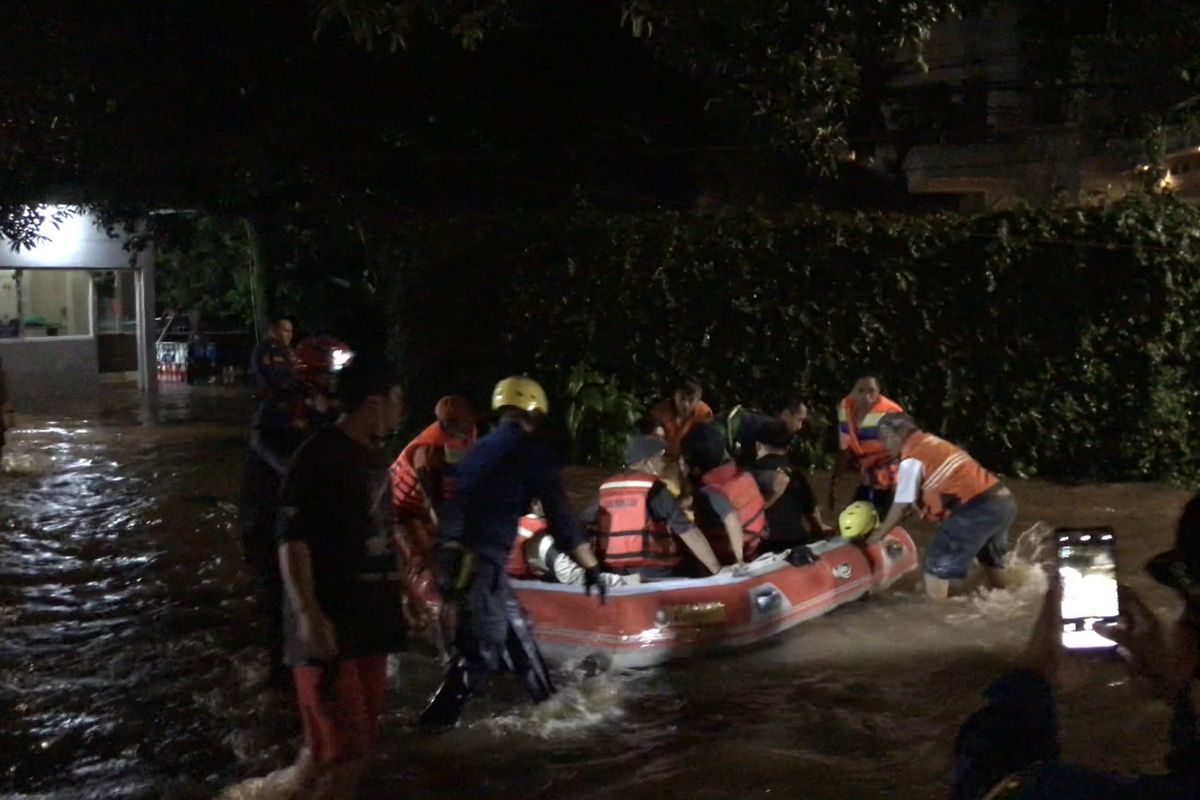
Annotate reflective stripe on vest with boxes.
[837,395,903,489]
[593,472,680,570]
[390,421,475,516]
[900,431,998,521]
[699,462,767,560]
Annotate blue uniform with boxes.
[420,418,586,729]
[440,419,585,566]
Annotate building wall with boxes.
[0,338,99,405]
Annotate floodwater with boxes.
[0,386,1192,799]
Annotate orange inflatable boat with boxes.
[511,525,919,669]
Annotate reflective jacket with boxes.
[590,472,681,572]
[390,421,476,519]
[838,394,904,490]
[697,462,767,562]
[901,431,998,522]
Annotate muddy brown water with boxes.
[0,386,1192,799]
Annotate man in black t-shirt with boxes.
[750,420,834,551]
[272,356,405,800]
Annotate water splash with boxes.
[477,660,630,738]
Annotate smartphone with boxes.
[1056,527,1119,651]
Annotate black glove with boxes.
[433,542,471,602]
[583,565,607,605]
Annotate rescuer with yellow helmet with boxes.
[838,501,879,541]
[421,375,604,729]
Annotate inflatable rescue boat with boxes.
[512,527,919,669]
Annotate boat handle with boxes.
[752,586,782,614]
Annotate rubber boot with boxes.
[418,659,480,730]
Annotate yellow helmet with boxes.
[492,376,549,414]
[838,501,879,540]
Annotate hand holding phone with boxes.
[1056,527,1120,651]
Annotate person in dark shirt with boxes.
[750,420,834,551]
[238,337,344,688]
[420,376,604,730]
[727,396,809,468]
[952,494,1200,799]
[273,355,406,800]
[250,318,296,396]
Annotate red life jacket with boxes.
[698,462,767,563]
[390,421,476,519]
[591,472,681,572]
[837,394,904,490]
[505,514,546,578]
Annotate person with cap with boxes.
[272,355,406,800]
[828,375,905,516]
[390,395,478,639]
[682,423,768,568]
[749,420,833,553]
[419,376,605,730]
[727,396,809,468]
[950,496,1200,799]
[581,435,722,578]
[867,412,1014,600]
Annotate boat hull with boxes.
[512,528,919,669]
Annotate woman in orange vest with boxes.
[682,424,767,567]
[828,375,904,516]
[390,395,478,635]
[867,413,1016,600]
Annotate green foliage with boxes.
[563,364,645,467]
[376,193,1200,482]
[155,216,258,327]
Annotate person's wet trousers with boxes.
[420,560,555,728]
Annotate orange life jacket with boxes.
[590,472,681,572]
[838,394,904,490]
[390,421,476,519]
[505,514,546,578]
[697,462,767,563]
[648,398,714,459]
[900,431,999,522]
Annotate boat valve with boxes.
[752,586,782,614]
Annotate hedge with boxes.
[379,194,1200,482]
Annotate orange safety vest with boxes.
[648,398,714,459]
[590,472,681,572]
[838,394,904,490]
[505,514,546,578]
[697,462,767,563]
[900,431,999,522]
[390,421,476,519]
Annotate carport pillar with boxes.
[134,243,158,404]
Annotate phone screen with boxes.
[1056,528,1119,650]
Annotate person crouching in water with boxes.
[582,435,722,579]
[749,420,834,558]
[867,412,1015,600]
[681,423,768,568]
[390,395,478,648]
[274,355,406,800]
[420,376,605,730]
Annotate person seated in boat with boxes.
[749,420,834,554]
[727,396,809,468]
[681,423,767,567]
[580,435,722,579]
[646,377,713,495]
